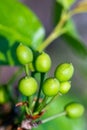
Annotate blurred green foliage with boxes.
[54,1,87,57]
[33,95,86,130]
[57,0,75,9]
[0,0,45,65]
[0,0,87,130]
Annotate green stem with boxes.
[42,111,66,124]
[37,96,48,113]
[69,1,87,16]
[25,64,29,77]
[37,11,69,52]
[43,93,61,109]
[25,96,33,115]
[25,105,31,115]
[28,96,33,110]
[33,73,45,112]
[43,96,56,109]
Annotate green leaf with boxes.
[62,19,87,57]
[63,33,87,57]
[63,19,78,37]
[57,0,75,10]
[53,1,63,26]
[0,0,45,65]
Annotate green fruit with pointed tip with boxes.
[65,103,84,118]
[42,78,60,96]
[18,77,38,96]
[16,44,33,65]
[54,63,74,82]
[35,52,51,72]
[59,81,71,94]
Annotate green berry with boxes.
[35,52,51,72]
[59,81,71,94]
[0,87,8,104]
[54,63,74,82]
[18,77,38,96]
[65,103,85,118]
[16,44,33,65]
[42,78,60,96]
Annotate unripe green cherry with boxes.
[42,78,60,96]
[18,77,38,96]
[59,81,71,94]
[35,52,51,72]
[54,63,74,82]
[65,103,85,118]
[16,44,33,65]
[0,87,8,104]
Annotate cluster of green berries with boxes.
[16,44,84,119]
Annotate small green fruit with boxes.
[59,81,71,94]
[35,52,51,72]
[54,63,74,82]
[65,103,85,118]
[18,77,38,96]
[42,78,60,96]
[0,87,7,104]
[16,44,33,65]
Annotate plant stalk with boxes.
[42,111,66,124]
[25,64,29,77]
[37,96,48,113]
[33,73,45,112]
[37,11,69,52]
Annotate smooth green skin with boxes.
[54,63,74,82]
[0,87,7,104]
[19,77,38,96]
[65,103,85,118]
[59,81,71,94]
[16,44,33,65]
[35,52,51,72]
[42,78,60,96]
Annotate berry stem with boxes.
[43,95,58,108]
[33,73,45,112]
[37,96,48,113]
[28,96,33,110]
[42,111,66,124]
[41,93,61,110]
[25,64,30,77]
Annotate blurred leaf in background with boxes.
[63,20,87,57]
[0,0,45,65]
[57,0,75,10]
[54,0,87,58]
[33,95,86,130]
